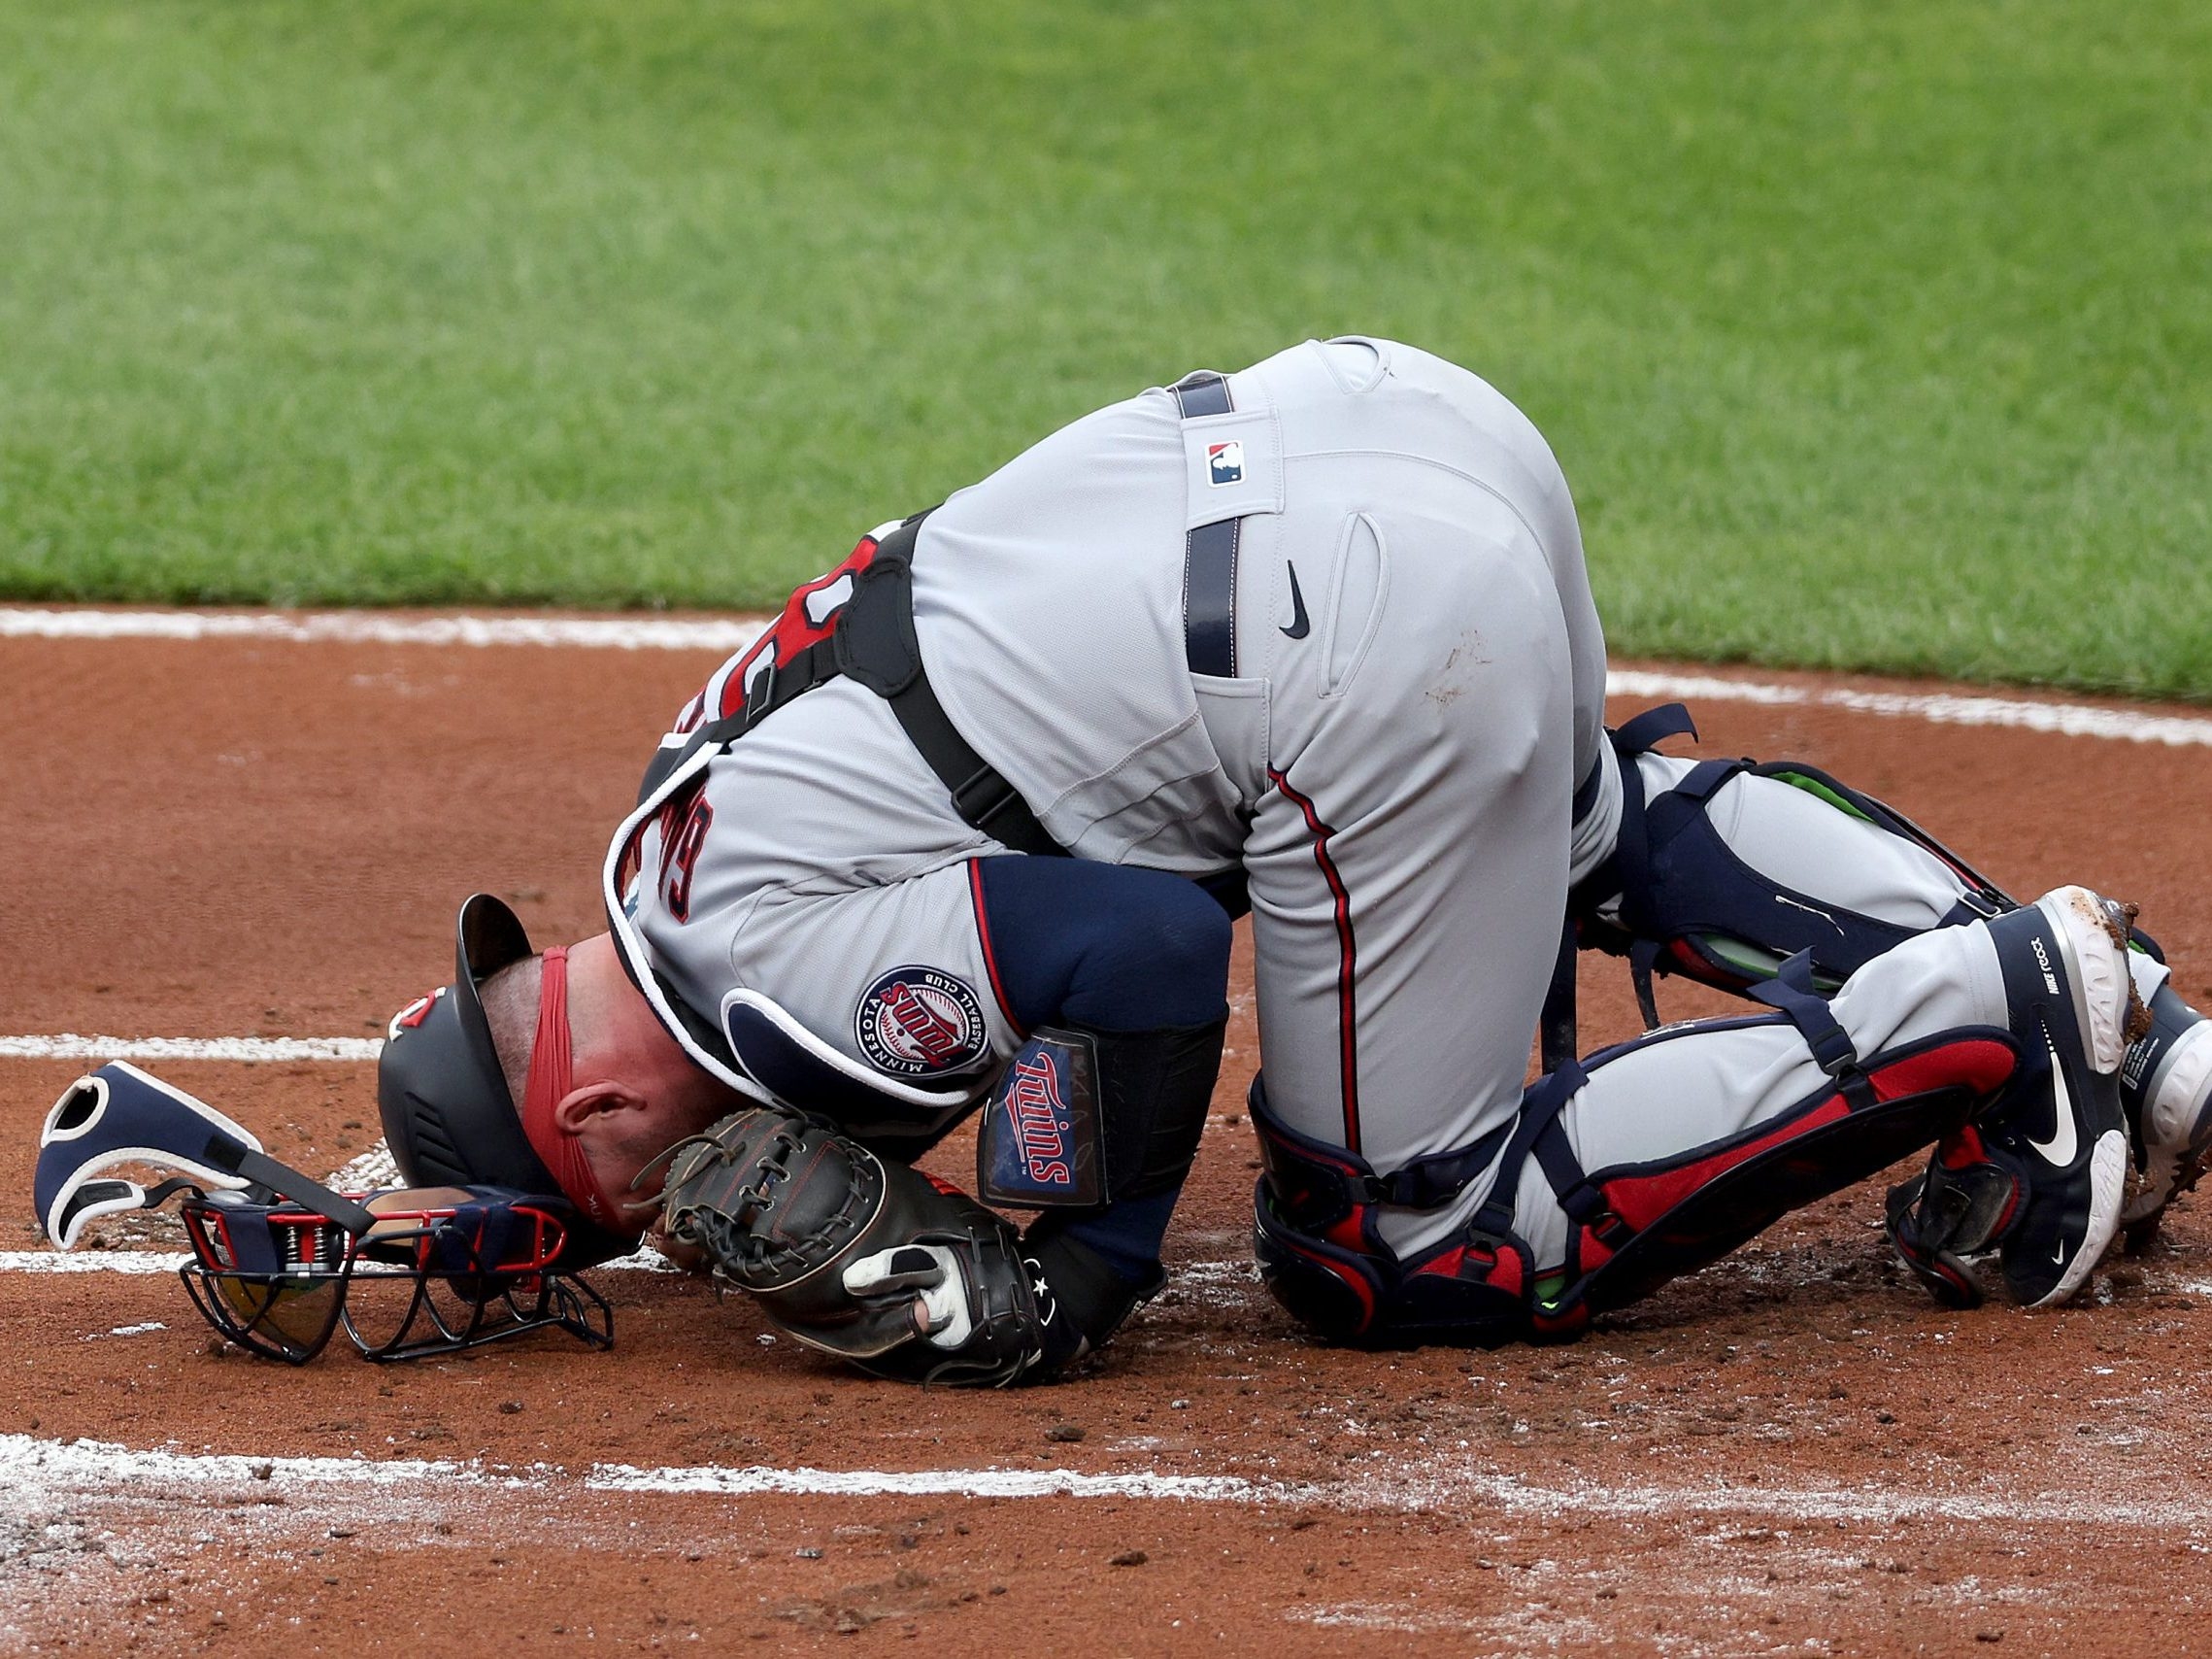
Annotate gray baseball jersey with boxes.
[606,339,1610,1158]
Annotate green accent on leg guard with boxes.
[1695,933,1843,992]
[1772,769,1876,824]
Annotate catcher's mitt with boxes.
[654,1108,1052,1385]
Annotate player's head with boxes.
[376,895,731,1266]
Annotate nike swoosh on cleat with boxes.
[2052,1237,2067,1264]
[2028,1029,2078,1167]
[1281,562,1311,640]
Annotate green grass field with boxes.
[3,2,2208,696]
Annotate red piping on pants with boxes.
[1269,765,1360,1152]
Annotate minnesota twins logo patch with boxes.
[1206,440,1245,486]
[855,966,988,1076]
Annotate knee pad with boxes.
[1248,1081,1533,1349]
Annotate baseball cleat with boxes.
[2119,980,2212,1251]
[1886,886,2141,1308]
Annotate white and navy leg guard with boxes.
[1572,703,2010,1030]
[1255,955,2028,1348]
[1579,704,2212,1252]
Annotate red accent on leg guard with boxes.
[1598,1037,2019,1234]
[1323,1211,1368,1254]
[1871,1039,2016,1104]
[1602,1096,1853,1233]
[1412,1242,1525,1302]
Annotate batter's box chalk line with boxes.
[0,609,765,653]
[5,1431,2212,1531]
[1604,669,2212,748]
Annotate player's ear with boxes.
[551,1079,648,1136]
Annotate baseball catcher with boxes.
[369,337,2209,1381]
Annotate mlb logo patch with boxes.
[1206,441,1245,486]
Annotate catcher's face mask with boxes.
[36,1061,614,1363]
[179,1185,614,1364]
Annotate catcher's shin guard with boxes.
[1521,956,2015,1333]
[1574,703,2008,1029]
[1249,1080,1534,1348]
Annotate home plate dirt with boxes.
[5,618,2212,1654]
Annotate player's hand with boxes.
[842,1243,976,1349]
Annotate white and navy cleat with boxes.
[1887,886,2143,1308]
[2120,978,2212,1251]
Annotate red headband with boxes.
[519,947,628,1234]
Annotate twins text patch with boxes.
[976,1029,1106,1208]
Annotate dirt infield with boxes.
[6,618,2212,1655]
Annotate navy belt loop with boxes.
[1172,369,1232,419]
[1173,370,1241,678]
[1183,519,1240,677]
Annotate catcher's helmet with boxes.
[376,895,636,1268]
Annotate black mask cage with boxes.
[178,1185,615,1364]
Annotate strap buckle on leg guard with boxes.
[1748,951,1873,1110]
[1468,1061,1601,1338]
[1248,1077,1516,1229]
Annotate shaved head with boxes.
[479,954,546,1115]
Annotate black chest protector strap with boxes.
[635,514,1066,859]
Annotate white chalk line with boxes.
[0,1251,192,1275]
[1605,669,2212,749]
[0,1432,1267,1507]
[1,604,2207,747]
[0,608,763,653]
[9,1431,2212,1533]
[0,1033,383,1063]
